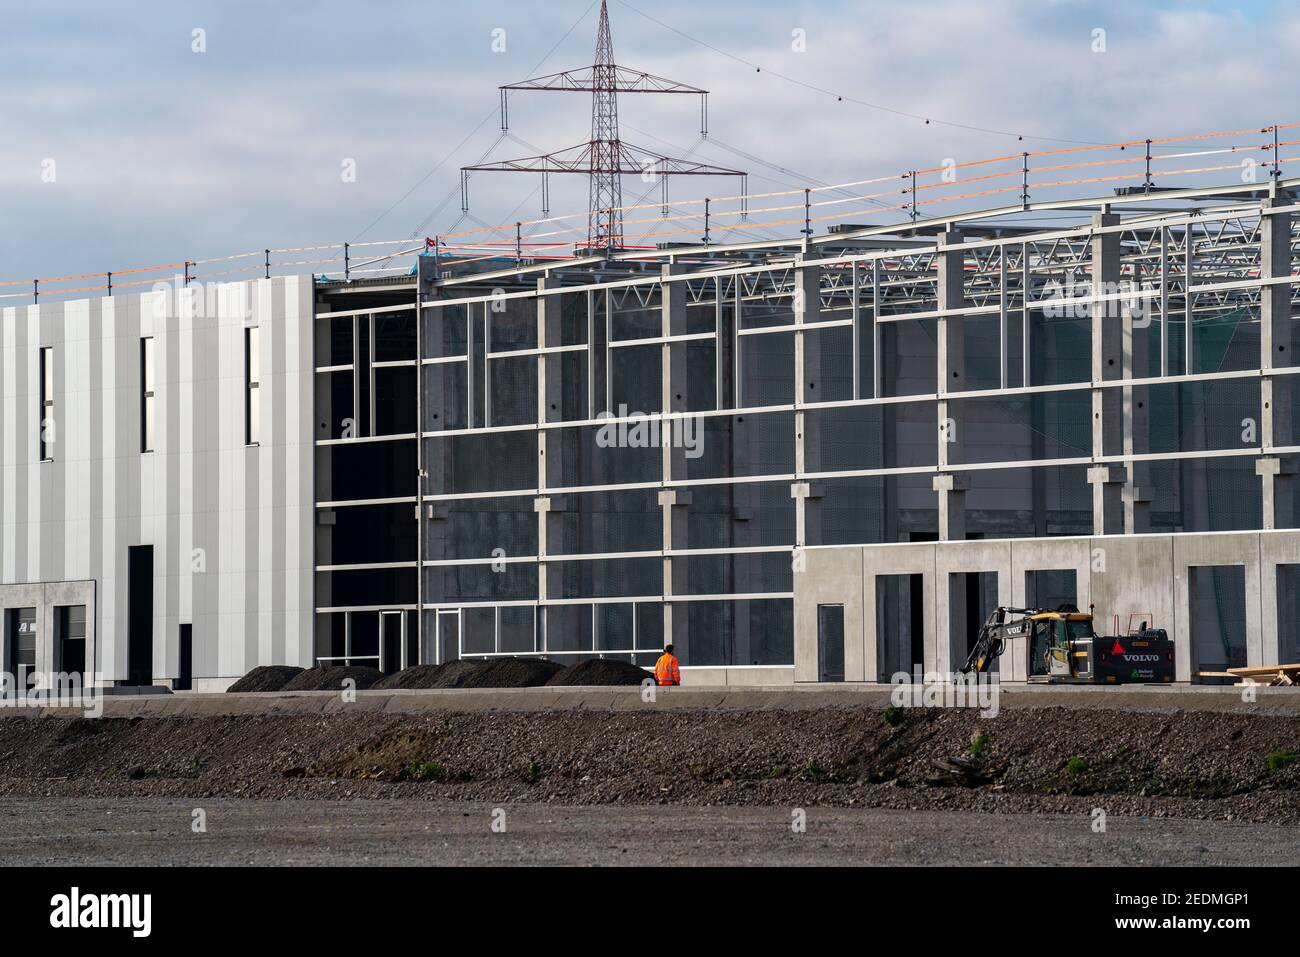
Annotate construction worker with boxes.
[653,644,681,686]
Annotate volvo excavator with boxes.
[961,605,1175,684]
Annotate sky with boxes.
[0,0,1295,285]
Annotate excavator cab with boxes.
[1027,611,1092,678]
[1027,618,1053,677]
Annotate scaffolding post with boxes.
[802,188,812,253]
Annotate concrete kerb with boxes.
[5,682,1298,719]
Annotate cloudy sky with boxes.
[0,0,1292,284]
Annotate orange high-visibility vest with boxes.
[654,653,680,686]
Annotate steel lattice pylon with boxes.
[588,0,622,248]
[462,0,745,252]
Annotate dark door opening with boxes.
[438,611,460,664]
[908,574,925,670]
[127,545,154,685]
[348,611,379,668]
[817,604,845,682]
[7,608,36,693]
[875,574,926,680]
[908,532,938,672]
[1189,564,1246,683]
[177,624,193,691]
[950,572,999,668]
[380,611,403,674]
[56,605,86,677]
[405,611,419,671]
[1025,569,1078,613]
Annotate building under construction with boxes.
[2,4,1299,689]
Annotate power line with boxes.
[354,0,601,243]
[613,0,1102,146]
[623,121,894,230]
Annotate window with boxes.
[244,326,260,445]
[140,337,155,452]
[38,346,53,461]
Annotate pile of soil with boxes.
[372,665,444,690]
[2,705,1299,823]
[227,666,305,693]
[373,661,484,690]
[546,659,649,686]
[281,666,383,692]
[460,658,564,689]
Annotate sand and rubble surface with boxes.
[0,689,1294,863]
[0,797,1292,866]
[0,697,1295,820]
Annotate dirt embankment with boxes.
[0,706,1297,822]
[254,658,645,692]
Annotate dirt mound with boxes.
[461,658,565,688]
[372,665,443,690]
[373,660,484,690]
[278,704,1300,820]
[227,666,305,693]
[427,661,485,688]
[0,704,1298,824]
[281,666,383,692]
[546,658,649,686]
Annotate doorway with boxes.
[817,603,845,682]
[380,610,405,674]
[6,607,36,693]
[1189,564,1246,682]
[127,545,154,685]
[949,572,998,670]
[876,574,925,679]
[436,609,461,664]
[55,605,87,677]
[177,624,193,691]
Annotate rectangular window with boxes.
[140,337,155,452]
[38,346,53,461]
[245,326,260,445]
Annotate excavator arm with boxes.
[960,606,1034,675]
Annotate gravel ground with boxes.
[0,704,1296,824]
[0,797,1292,866]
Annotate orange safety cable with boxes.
[614,150,1300,244]
[436,122,1300,241]
[0,261,186,287]
[457,131,1285,243]
[443,124,1298,241]
[9,122,1300,295]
